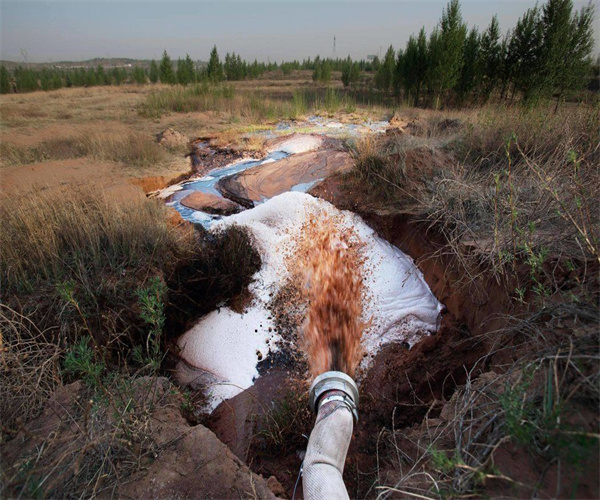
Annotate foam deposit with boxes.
[177,192,442,410]
[267,134,323,155]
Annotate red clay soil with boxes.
[207,147,598,498]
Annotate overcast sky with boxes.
[1,1,598,63]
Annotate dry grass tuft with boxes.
[0,129,166,168]
[0,188,192,294]
[349,135,407,202]
[0,304,62,441]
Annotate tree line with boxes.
[373,0,595,108]
[0,46,278,94]
[1,0,595,109]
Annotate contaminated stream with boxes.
[162,122,443,412]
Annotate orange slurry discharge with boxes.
[295,214,368,379]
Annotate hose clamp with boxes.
[309,371,359,422]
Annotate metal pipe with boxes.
[303,371,359,500]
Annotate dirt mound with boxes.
[156,128,188,149]
[1,377,279,499]
[217,149,353,207]
[180,191,243,215]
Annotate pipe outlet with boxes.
[308,370,359,422]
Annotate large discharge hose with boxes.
[303,371,359,500]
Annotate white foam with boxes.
[177,307,275,409]
[177,192,442,410]
[268,135,323,155]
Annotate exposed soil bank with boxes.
[307,173,599,499]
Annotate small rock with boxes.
[156,128,188,149]
[180,192,243,215]
[267,475,287,498]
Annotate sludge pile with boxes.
[177,192,442,410]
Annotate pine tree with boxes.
[554,2,595,109]
[149,60,159,83]
[84,67,97,86]
[508,6,543,102]
[341,57,360,87]
[0,66,10,94]
[479,16,502,100]
[426,0,467,108]
[456,27,481,103]
[320,60,332,83]
[159,50,176,84]
[375,45,395,91]
[96,65,107,85]
[207,45,224,82]
[400,28,428,105]
[132,66,146,84]
[111,67,125,85]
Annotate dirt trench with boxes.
[198,171,521,498]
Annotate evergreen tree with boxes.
[456,27,481,102]
[159,50,176,84]
[84,67,97,86]
[132,66,146,84]
[15,66,39,92]
[375,45,395,91]
[426,0,467,108]
[312,56,322,82]
[554,2,595,107]
[508,6,543,102]
[96,64,107,85]
[177,54,195,85]
[320,60,332,83]
[400,28,428,105]
[1,65,12,94]
[111,67,125,85]
[479,15,502,100]
[341,57,361,87]
[40,68,53,91]
[149,60,159,83]
[207,45,224,82]
[539,0,595,109]
[51,72,63,90]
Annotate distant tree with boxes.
[312,56,322,82]
[341,56,361,87]
[149,60,159,83]
[320,60,332,83]
[111,67,125,85]
[0,66,10,94]
[479,15,502,100]
[375,45,395,91]
[14,66,38,92]
[224,52,245,81]
[399,27,428,105]
[177,54,195,85]
[159,50,176,84]
[426,0,467,108]
[207,45,224,82]
[52,72,63,89]
[456,27,481,103]
[132,66,146,84]
[84,67,97,86]
[96,64,107,85]
[40,68,53,91]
